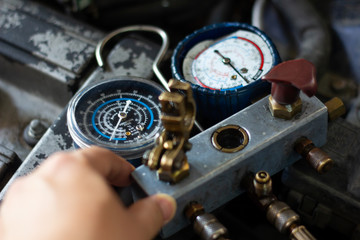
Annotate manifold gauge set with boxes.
[67,22,280,164]
[63,21,330,240]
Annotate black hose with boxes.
[270,0,331,77]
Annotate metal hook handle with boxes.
[95,25,170,91]
[95,25,204,132]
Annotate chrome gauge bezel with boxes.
[67,77,164,160]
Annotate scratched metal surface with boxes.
[0,0,106,162]
[132,93,328,238]
[0,0,103,106]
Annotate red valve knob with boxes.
[262,59,317,105]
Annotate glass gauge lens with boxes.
[183,30,274,90]
[67,78,164,160]
[172,22,280,127]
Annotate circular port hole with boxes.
[211,125,249,153]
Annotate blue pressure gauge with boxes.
[171,22,281,127]
[67,77,164,166]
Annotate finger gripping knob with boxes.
[262,59,317,105]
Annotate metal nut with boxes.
[266,200,300,234]
[185,202,205,222]
[269,96,302,120]
[294,137,314,156]
[194,213,228,240]
[158,159,190,184]
[325,97,346,121]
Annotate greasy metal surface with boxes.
[132,93,328,237]
[0,0,103,106]
[0,0,105,168]
[0,0,102,74]
[0,78,63,160]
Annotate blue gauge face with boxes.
[67,78,164,159]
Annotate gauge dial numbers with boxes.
[183,30,275,91]
[172,22,281,127]
[67,78,164,160]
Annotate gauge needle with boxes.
[109,100,131,141]
[214,50,250,84]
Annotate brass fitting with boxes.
[250,171,317,240]
[185,202,205,223]
[290,225,317,240]
[185,202,229,240]
[268,95,302,120]
[325,97,346,121]
[143,79,195,184]
[266,200,300,234]
[295,137,334,174]
[253,171,273,198]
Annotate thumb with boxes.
[127,194,176,239]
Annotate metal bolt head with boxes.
[28,119,47,139]
[23,119,48,147]
[325,97,346,121]
[268,95,302,120]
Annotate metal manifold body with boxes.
[132,93,328,238]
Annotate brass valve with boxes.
[248,171,316,240]
[262,59,317,120]
[143,79,196,183]
[294,137,333,174]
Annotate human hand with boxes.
[0,146,176,240]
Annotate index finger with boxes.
[37,146,135,187]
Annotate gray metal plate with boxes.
[132,93,328,237]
